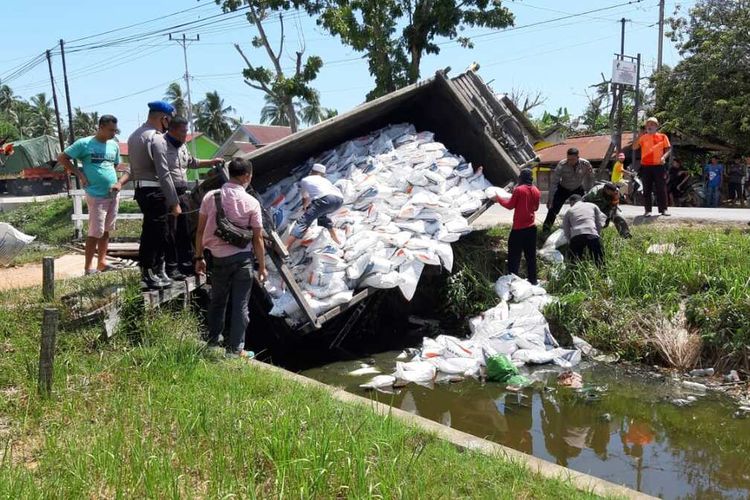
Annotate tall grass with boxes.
[546,226,750,367]
[0,277,595,499]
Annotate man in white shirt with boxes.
[562,195,607,267]
[285,163,344,248]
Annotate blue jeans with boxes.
[705,186,720,207]
[207,252,253,353]
[291,195,343,238]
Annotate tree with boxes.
[0,121,21,142]
[72,108,100,138]
[195,91,236,143]
[259,91,337,127]
[164,82,188,118]
[533,107,574,137]
[508,88,547,117]
[653,0,750,151]
[220,1,326,133]
[299,0,514,100]
[299,91,337,126]
[260,93,298,127]
[29,93,56,137]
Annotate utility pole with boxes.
[59,40,75,145]
[615,18,627,155]
[657,0,665,71]
[170,33,199,157]
[45,50,65,153]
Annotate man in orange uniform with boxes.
[633,117,672,216]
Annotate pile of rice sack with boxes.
[258,123,505,327]
[359,275,586,391]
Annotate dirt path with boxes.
[0,254,87,290]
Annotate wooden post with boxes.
[38,308,59,397]
[42,256,55,301]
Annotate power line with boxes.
[81,79,178,108]
[67,3,214,44]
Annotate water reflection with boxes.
[303,356,750,499]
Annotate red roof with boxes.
[119,142,128,156]
[186,132,203,142]
[235,143,259,154]
[537,133,635,165]
[242,124,292,146]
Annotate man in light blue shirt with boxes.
[58,115,130,274]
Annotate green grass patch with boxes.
[0,279,598,498]
[545,226,750,366]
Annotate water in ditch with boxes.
[302,351,750,499]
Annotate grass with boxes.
[545,225,750,368]
[0,276,597,499]
[0,197,140,267]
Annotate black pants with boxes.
[207,252,254,353]
[728,183,743,201]
[508,226,538,285]
[135,186,169,272]
[166,187,193,272]
[641,166,668,213]
[543,185,584,231]
[569,234,604,267]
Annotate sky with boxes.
[0,0,696,139]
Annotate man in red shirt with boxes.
[495,168,541,284]
[633,117,672,216]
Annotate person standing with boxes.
[562,195,607,267]
[542,148,594,233]
[703,155,724,208]
[58,115,129,274]
[285,163,344,249]
[127,101,175,290]
[194,158,267,358]
[633,117,671,216]
[152,116,224,279]
[495,168,541,284]
[611,152,627,185]
[667,158,690,206]
[726,158,745,207]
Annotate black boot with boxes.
[141,268,170,290]
[166,267,187,281]
[157,269,174,287]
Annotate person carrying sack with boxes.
[194,158,267,358]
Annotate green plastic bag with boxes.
[486,354,519,383]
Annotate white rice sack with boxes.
[485,186,512,202]
[0,223,35,266]
[494,275,516,301]
[398,259,424,301]
[361,270,403,289]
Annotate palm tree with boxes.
[72,108,100,138]
[195,91,235,143]
[164,82,188,118]
[260,94,299,127]
[29,93,56,137]
[0,84,15,116]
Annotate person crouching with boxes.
[285,163,344,249]
[562,195,607,267]
[495,168,541,284]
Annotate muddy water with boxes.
[303,353,750,499]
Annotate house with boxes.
[118,132,221,181]
[216,124,293,158]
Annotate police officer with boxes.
[128,101,175,290]
[153,115,223,279]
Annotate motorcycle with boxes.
[625,171,704,208]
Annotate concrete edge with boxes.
[247,359,655,500]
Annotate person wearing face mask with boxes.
[194,158,267,358]
[633,117,672,217]
[494,168,541,284]
[128,100,176,290]
[151,116,223,279]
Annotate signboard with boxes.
[612,59,637,86]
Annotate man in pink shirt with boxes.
[195,158,267,358]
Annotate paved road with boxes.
[472,203,750,229]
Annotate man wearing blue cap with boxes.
[127,100,176,290]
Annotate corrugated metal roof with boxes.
[537,133,635,165]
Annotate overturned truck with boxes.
[192,70,537,340]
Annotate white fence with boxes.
[70,189,142,239]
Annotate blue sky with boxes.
[0,0,694,139]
